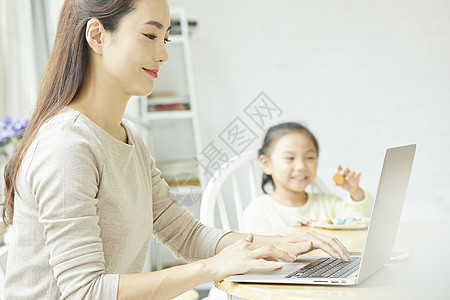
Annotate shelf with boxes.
[147,95,189,105]
[168,35,184,44]
[129,7,204,187]
[144,110,193,120]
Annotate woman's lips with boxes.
[143,68,158,78]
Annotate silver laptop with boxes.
[226,144,416,286]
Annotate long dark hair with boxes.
[1,0,136,225]
[259,122,319,194]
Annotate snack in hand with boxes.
[333,171,345,185]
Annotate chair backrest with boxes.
[199,150,330,231]
[0,245,9,300]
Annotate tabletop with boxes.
[217,220,450,300]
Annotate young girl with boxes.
[243,122,374,235]
[1,1,349,299]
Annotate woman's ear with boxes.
[85,18,105,55]
[259,154,272,175]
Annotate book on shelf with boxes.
[156,159,200,186]
[150,103,190,112]
[147,92,190,112]
[169,19,197,35]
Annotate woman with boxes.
[2,0,349,299]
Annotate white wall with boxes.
[0,0,62,119]
[2,1,448,223]
[167,0,450,221]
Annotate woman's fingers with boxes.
[306,231,350,261]
[252,258,284,269]
[250,245,296,262]
[294,241,313,254]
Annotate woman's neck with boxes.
[271,189,308,207]
[68,65,130,143]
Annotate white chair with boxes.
[199,149,330,231]
[0,244,8,300]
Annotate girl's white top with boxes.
[243,192,373,235]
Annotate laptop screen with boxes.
[357,144,416,283]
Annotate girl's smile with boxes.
[260,131,318,205]
[291,175,309,182]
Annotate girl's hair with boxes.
[1,0,136,225]
[259,122,319,194]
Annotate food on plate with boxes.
[321,218,333,225]
[316,217,369,227]
[353,218,370,225]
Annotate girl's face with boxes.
[101,0,170,97]
[262,131,318,194]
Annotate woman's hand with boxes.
[206,233,296,281]
[210,230,351,281]
[335,165,365,201]
[271,230,351,262]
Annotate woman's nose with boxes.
[155,44,169,64]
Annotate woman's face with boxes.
[264,131,318,194]
[101,0,170,97]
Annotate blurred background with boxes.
[1,0,449,298]
[2,0,448,219]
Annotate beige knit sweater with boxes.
[4,107,227,299]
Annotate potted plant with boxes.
[0,115,29,243]
[0,116,29,164]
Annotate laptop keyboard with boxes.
[286,257,361,279]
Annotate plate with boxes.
[308,223,368,230]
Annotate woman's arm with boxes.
[117,261,209,300]
[118,234,293,300]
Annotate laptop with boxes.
[226,144,416,286]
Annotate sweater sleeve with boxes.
[147,153,229,261]
[333,188,374,218]
[26,122,118,299]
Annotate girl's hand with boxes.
[293,217,315,227]
[335,165,365,201]
[206,234,295,281]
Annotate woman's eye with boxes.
[164,38,171,44]
[307,156,316,160]
[144,34,157,40]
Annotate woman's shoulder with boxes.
[121,118,146,148]
[121,118,140,136]
[29,107,107,164]
[36,108,100,147]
